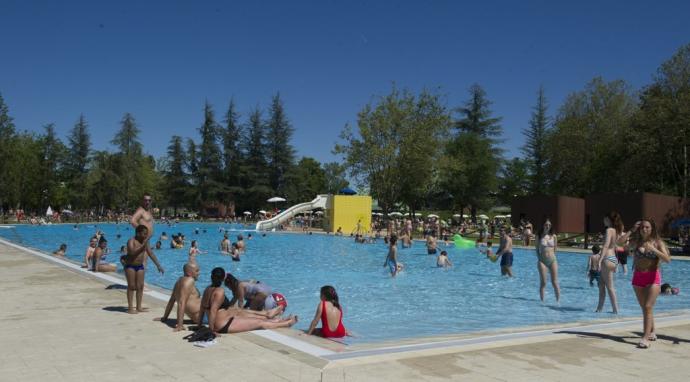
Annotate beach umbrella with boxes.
[505,214,511,218]
[339,187,357,195]
[478,214,489,219]
[267,197,286,203]
[61,209,74,215]
[452,214,462,218]
[495,215,505,219]
[314,211,324,215]
[259,210,267,214]
[388,212,402,217]
[427,214,439,219]
[45,206,53,216]
[243,211,252,215]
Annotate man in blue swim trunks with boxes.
[495,228,514,277]
[123,225,164,314]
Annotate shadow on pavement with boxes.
[555,330,638,345]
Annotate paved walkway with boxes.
[1,241,690,381]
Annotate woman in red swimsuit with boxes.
[307,285,350,338]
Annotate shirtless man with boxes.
[220,234,230,253]
[236,234,245,252]
[155,263,201,331]
[426,234,438,255]
[82,237,97,268]
[495,228,514,277]
[130,194,155,260]
[123,225,164,313]
[436,250,453,268]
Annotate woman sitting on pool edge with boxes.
[201,267,297,334]
[307,285,351,338]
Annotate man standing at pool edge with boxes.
[130,193,159,265]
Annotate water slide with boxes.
[255,194,329,231]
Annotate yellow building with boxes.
[324,195,372,234]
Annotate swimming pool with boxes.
[1,222,689,344]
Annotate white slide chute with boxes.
[255,195,329,231]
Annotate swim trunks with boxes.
[500,252,513,267]
[386,258,397,274]
[589,269,601,286]
[616,249,628,265]
[124,264,145,272]
[427,248,437,255]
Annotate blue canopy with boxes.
[339,187,357,195]
[671,218,690,228]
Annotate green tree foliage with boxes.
[186,138,200,207]
[443,84,503,218]
[111,113,145,208]
[197,102,224,205]
[335,87,450,213]
[633,44,690,198]
[222,99,244,204]
[242,108,272,211]
[497,158,530,205]
[522,86,550,194]
[322,162,349,194]
[265,93,296,195]
[66,114,92,209]
[40,124,69,208]
[544,77,637,196]
[164,135,188,215]
[285,157,326,203]
[87,151,122,211]
[0,93,17,210]
[455,84,503,143]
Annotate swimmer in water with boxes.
[436,250,452,268]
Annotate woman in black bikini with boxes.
[200,268,297,334]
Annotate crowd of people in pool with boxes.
[52,194,350,341]
[49,195,679,348]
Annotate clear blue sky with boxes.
[2,0,689,163]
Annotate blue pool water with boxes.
[1,222,689,344]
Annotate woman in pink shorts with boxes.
[630,219,671,349]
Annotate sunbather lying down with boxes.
[200,267,297,334]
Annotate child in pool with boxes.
[587,245,602,287]
[661,283,680,295]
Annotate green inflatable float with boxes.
[453,234,475,249]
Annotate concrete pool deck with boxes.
[1,240,690,382]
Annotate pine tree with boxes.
[67,114,92,209]
[521,86,550,194]
[0,93,17,210]
[186,138,200,207]
[165,135,188,215]
[41,123,68,208]
[265,93,296,195]
[111,113,144,208]
[222,99,244,204]
[197,102,224,205]
[455,84,503,142]
[242,108,271,210]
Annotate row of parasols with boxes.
[372,212,512,220]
